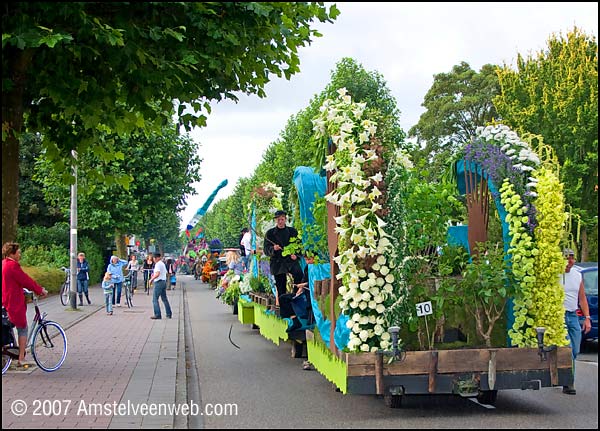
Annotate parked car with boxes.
[574,262,598,347]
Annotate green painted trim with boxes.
[238,300,255,325]
[254,304,289,345]
[307,338,347,394]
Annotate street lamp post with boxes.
[69,150,78,310]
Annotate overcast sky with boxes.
[179,2,598,230]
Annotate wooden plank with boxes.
[488,350,497,390]
[375,354,384,395]
[428,351,438,393]
[548,348,558,386]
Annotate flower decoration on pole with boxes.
[467,125,568,347]
[313,88,395,353]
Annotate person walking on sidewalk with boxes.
[142,253,154,293]
[149,252,172,320]
[102,272,114,316]
[2,242,48,367]
[107,255,128,307]
[76,252,91,305]
[126,253,140,291]
[559,248,591,395]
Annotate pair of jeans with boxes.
[565,310,582,377]
[152,280,172,318]
[77,279,89,295]
[241,255,249,272]
[112,282,123,305]
[105,291,113,313]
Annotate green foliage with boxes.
[3,2,339,242]
[494,27,598,258]
[17,222,69,250]
[221,280,241,306]
[249,275,271,294]
[78,236,105,284]
[20,245,69,269]
[409,61,500,182]
[22,266,65,294]
[459,241,513,347]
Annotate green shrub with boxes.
[22,266,64,294]
[20,244,69,268]
[17,222,69,249]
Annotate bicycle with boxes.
[59,266,71,306]
[2,289,68,374]
[123,272,134,308]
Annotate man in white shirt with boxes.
[149,252,172,320]
[240,227,253,272]
[559,248,591,395]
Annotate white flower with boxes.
[374,325,384,336]
[380,266,390,276]
[359,330,369,341]
[385,274,395,283]
[376,304,386,314]
[337,87,348,97]
[360,343,370,352]
[381,332,391,341]
[377,255,387,265]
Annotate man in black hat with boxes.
[264,210,304,302]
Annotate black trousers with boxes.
[279,293,296,318]
[274,264,303,298]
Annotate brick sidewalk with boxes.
[2,280,183,429]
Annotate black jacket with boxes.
[264,225,301,276]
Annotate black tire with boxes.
[31,321,68,372]
[60,283,69,306]
[476,389,498,405]
[2,331,16,375]
[384,394,403,408]
[125,287,133,308]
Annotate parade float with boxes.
[236,89,574,407]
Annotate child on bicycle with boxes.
[102,272,114,316]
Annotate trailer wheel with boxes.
[384,394,403,408]
[477,389,497,405]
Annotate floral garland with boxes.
[467,124,540,233]
[248,182,283,238]
[469,125,568,347]
[313,88,394,353]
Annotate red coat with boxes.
[2,258,44,328]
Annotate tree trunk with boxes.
[2,48,33,244]
[580,228,588,262]
[115,232,127,258]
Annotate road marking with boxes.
[467,398,496,409]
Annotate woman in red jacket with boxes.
[2,242,47,367]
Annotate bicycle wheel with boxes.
[2,330,16,375]
[125,285,133,308]
[60,283,70,306]
[31,321,68,372]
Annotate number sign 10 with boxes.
[416,301,433,317]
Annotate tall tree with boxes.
[34,126,202,253]
[409,61,500,181]
[202,57,408,241]
[2,2,340,243]
[494,27,598,260]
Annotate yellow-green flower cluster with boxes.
[528,167,568,347]
[501,179,538,347]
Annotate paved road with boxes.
[184,276,599,429]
